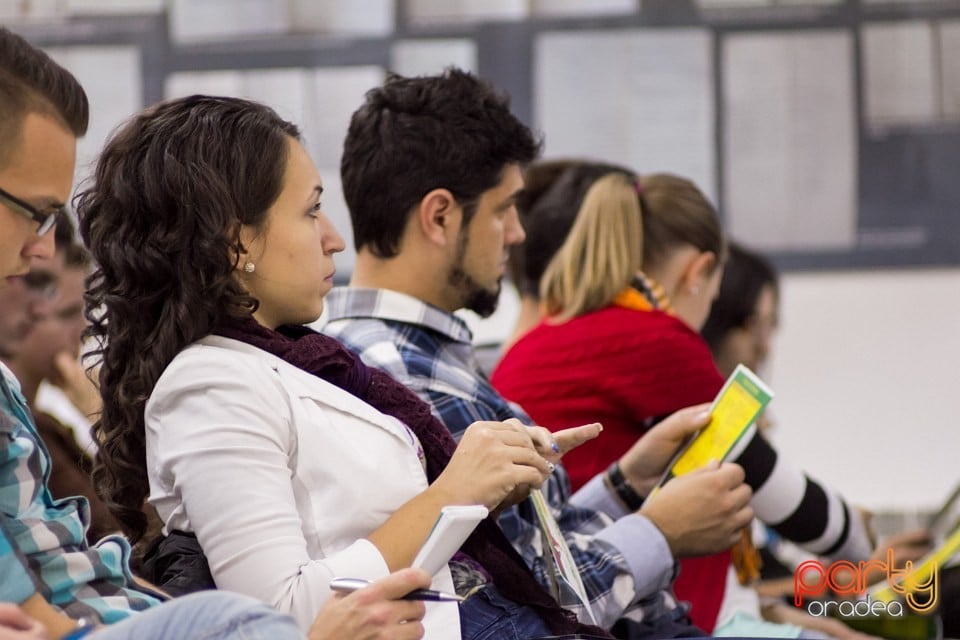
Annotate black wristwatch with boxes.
[605,461,645,512]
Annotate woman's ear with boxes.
[680,251,718,295]
[235,223,261,273]
[416,188,461,248]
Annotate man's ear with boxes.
[416,188,461,247]
[679,251,718,294]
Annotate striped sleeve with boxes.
[734,431,873,561]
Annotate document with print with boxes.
[529,489,598,625]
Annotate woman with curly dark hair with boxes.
[77,94,613,640]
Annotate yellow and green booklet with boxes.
[657,363,774,489]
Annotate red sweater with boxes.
[492,305,730,632]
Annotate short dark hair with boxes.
[341,68,542,258]
[701,242,779,350]
[511,160,634,297]
[0,27,89,166]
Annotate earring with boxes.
[243,261,255,274]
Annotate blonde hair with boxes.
[639,173,724,271]
[540,173,642,321]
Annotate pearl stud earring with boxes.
[243,261,255,274]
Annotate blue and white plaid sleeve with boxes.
[0,510,39,604]
[430,385,675,627]
[0,377,40,605]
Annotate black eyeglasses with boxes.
[0,185,64,235]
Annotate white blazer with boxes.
[145,335,460,637]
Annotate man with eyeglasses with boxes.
[0,185,64,237]
[1,216,122,548]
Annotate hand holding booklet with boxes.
[656,363,774,490]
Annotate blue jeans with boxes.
[459,584,615,640]
[460,584,554,640]
[91,591,302,640]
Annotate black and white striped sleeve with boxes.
[731,428,873,562]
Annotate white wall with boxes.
[765,267,960,512]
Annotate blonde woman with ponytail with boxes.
[540,173,643,322]
[492,163,876,638]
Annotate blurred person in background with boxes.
[6,218,121,544]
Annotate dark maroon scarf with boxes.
[213,315,610,638]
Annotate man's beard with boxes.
[449,265,501,318]
[448,232,501,318]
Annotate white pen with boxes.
[329,577,464,602]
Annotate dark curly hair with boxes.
[77,95,300,541]
[341,68,542,258]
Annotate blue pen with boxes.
[329,577,464,602]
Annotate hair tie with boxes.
[635,178,644,196]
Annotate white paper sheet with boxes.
[535,28,716,202]
[722,30,857,251]
[862,21,937,127]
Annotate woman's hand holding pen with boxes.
[309,569,430,640]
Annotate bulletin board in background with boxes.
[9,0,960,272]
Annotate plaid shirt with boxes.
[324,287,682,628]
[0,363,159,623]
